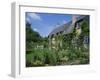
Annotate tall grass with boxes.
[26,47,89,67]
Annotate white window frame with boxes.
[11,2,97,78]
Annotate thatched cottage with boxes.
[48,15,89,50]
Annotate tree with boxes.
[26,22,43,51]
[81,20,89,36]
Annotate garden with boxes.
[26,20,89,67]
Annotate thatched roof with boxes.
[48,15,89,37]
[48,21,73,37]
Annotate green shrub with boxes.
[26,61,33,67]
[67,48,77,61]
[79,58,89,64]
[26,51,33,66]
[43,49,57,65]
[57,49,69,65]
[33,48,45,64]
[60,56,69,65]
[26,46,89,67]
[43,48,51,64]
[31,60,45,66]
[49,50,57,65]
[28,48,58,66]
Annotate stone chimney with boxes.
[72,15,77,24]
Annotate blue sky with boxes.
[26,12,72,37]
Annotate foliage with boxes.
[81,20,89,36]
[26,22,43,51]
[31,60,45,66]
[26,18,90,67]
[32,49,45,63]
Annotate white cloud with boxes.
[28,13,42,21]
[26,17,31,23]
[33,28,38,32]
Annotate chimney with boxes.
[72,15,77,24]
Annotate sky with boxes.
[26,12,73,37]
